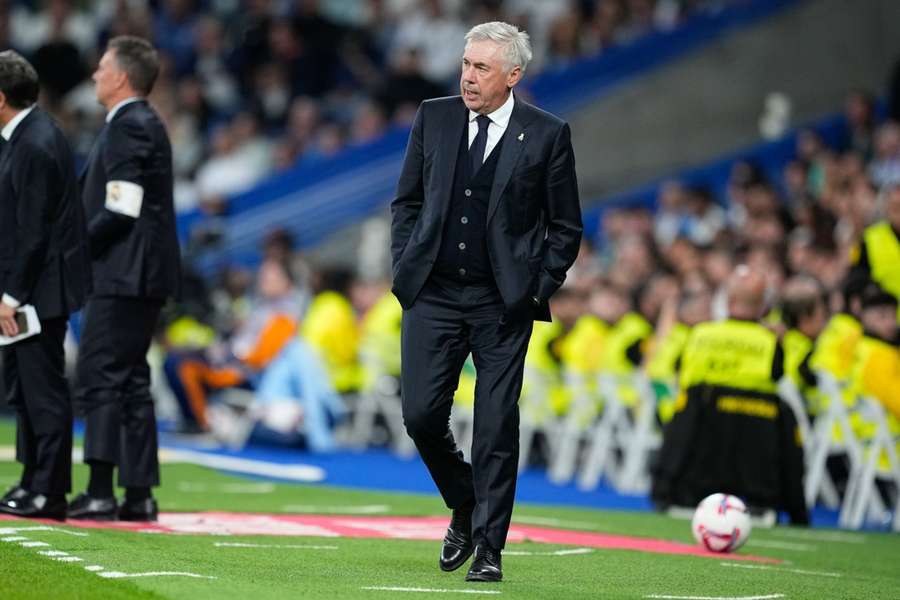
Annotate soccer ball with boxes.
[691,493,752,553]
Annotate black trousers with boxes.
[2,318,72,495]
[400,276,532,550]
[76,296,162,488]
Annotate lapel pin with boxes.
[517,132,524,142]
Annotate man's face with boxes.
[460,40,521,115]
[93,49,125,106]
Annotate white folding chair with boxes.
[547,370,600,484]
[615,372,661,494]
[803,371,864,513]
[840,397,900,530]
[577,373,633,491]
[777,377,842,509]
[349,349,416,456]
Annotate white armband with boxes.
[105,180,144,218]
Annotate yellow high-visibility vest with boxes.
[863,221,900,316]
[679,319,777,394]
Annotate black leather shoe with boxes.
[1,485,29,503]
[67,493,118,521]
[0,492,67,521]
[465,544,502,582]
[439,509,474,572]
[118,497,158,521]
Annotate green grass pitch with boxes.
[1,420,898,599]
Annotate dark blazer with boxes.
[390,95,582,321]
[0,107,90,319]
[80,99,181,300]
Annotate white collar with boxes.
[106,97,143,123]
[1,105,35,141]
[468,90,515,128]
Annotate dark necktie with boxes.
[469,114,491,175]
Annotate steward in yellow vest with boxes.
[848,186,900,319]
[847,287,900,464]
[652,267,808,525]
[779,276,829,418]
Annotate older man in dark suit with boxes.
[69,36,181,522]
[391,21,582,582]
[0,51,90,520]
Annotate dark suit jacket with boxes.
[0,107,90,320]
[390,95,582,321]
[80,99,181,300]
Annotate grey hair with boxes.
[465,21,532,74]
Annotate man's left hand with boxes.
[0,302,19,337]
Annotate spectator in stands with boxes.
[164,258,303,431]
[870,123,900,190]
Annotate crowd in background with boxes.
[4,0,739,218]
[154,86,900,464]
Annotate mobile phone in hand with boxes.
[14,311,28,335]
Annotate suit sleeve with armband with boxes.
[86,119,150,257]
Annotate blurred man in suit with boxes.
[69,36,181,521]
[0,51,90,520]
[391,22,582,582]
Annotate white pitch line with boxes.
[746,540,816,552]
[177,482,276,494]
[281,504,391,514]
[768,530,865,544]
[38,550,70,557]
[720,562,841,578]
[645,595,784,600]
[98,571,217,579]
[54,556,84,563]
[505,548,594,556]
[0,526,88,537]
[84,566,105,572]
[362,587,501,595]
[19,541,50,547]
[214,542,338,550]
[512,516,597,529]
[2,536,28,542]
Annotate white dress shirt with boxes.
[106,97,143,123]
[1,104,34,141]
[467,91,515,164]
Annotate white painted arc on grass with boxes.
[159,448,325,482]
[38,550,70,557]
[98,571,217,579]
[214,542,338,550]
[1,536,28,542]
[19,541,50,547]
[361,587,501,595]
[84,566,105,572]
[719,562,841,578]
[645,595,784,600]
